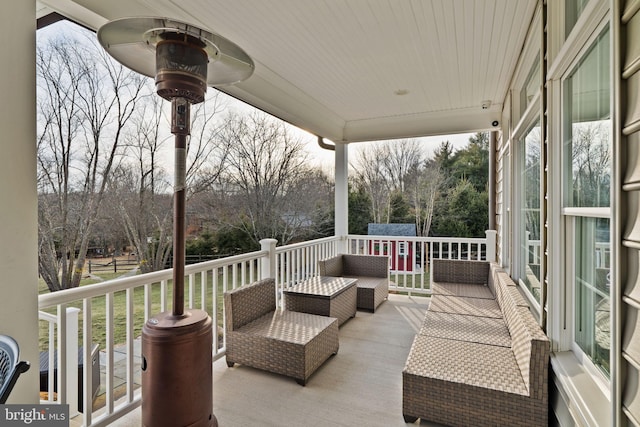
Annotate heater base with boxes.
[142,309,215,427]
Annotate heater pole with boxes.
[98,18,251,426]
[172,97,190,317]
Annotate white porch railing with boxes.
[38,250,266,427]
[37,232,494,426]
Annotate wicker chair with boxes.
[224,278,339,385]
[318,254,389,312]
[0,335,30,404]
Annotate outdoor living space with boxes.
[89,294,429,427]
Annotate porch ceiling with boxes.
[37,0,537,142]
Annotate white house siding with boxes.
[620,1,640,424]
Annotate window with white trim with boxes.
[519,121,542,303]
[562,25,611,376]
[398,241,407,256]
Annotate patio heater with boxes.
[98,18,253,427]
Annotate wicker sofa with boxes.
[318,254,389,312]
[224,278,339,385]
[402,259,549,426]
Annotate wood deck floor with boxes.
[84,294,432,427]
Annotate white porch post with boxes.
[0,1,39,402]
[260,238,278,279]
[335,142,349,254]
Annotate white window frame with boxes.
[563,214,611,395]
[397,241,407,257]
[514,116,543,312]
[559,18,612,387]
[510,6,544,315]
[545,2,614,425]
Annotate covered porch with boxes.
[2,1,639,426]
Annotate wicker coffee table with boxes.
[284,276,357,326]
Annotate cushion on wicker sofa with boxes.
[402,260,549,426]
[318,254,389,312]
[224,278,339,385]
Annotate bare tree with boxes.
[381,139,422,193]
[185,94,230,197]
[215,111,311,244]
[37,32,147,291]
[352,145,390,223]
[352,139,423,223]
[570,121,611,207]
[110,94,172,273]
[412,161,443,236]
[113,91,229,273]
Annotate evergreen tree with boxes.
[186,230,216,256]
[431,179,488,237]
[432,141,455,179]
[348,184,373,234]
[451,132,489,192]
[430,133,489,237]
[388,191,413,224]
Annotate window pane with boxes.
[565,0,590,38]
[398,242,406,256]
[520,122,541,301]
[563,27,610,208]
[574,217,610,375]
[520,56,540,115]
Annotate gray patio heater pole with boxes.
[171,97,189,316]
[97,18,254,427]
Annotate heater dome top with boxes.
[97,17,254,86]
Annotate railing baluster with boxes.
[201,270,207,312]
[106,292,114,414]
[126,288,135,403]
[189,273,195,309]
[83,299,93,426]
[223,264,229,292]
[47,316,55,403]
[144,283,151,322]
[160,280,167,312]
[57,304,67,411]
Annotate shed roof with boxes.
[368,223,417,237]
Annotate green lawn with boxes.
[390,272,431,289]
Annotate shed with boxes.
[367,224,417,271]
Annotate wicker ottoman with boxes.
[227,310,338,385]
[284,276,357,326]
[351,277,388,312]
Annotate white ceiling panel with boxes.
[38,0,537,142]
